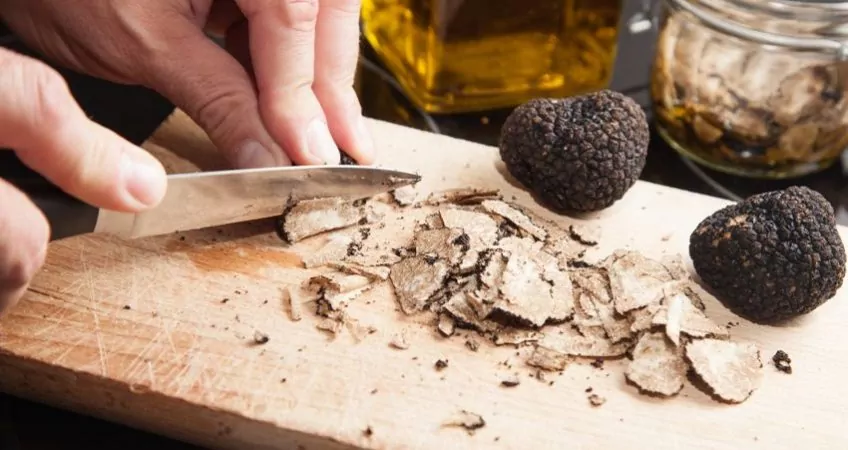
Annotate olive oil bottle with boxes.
[361,0,624,113]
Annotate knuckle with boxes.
[28,63,74,131]
[195,88,252,130]
[265,80,317,118]
[315,68,357,91]
[59,147,99,196]
[192,87,258,145]
[325,0,362,15]
[279,0,320,32]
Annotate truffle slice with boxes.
[605,250,676,314]
[494,246,571,327]
[302,234,358,268]
[308,272,371,294]
[442,292,498,333]
[391,185,417,206]
[685,338,764,404]
[628,302,664,334]
[571,267,631,343]
[326,262,391,281]
[493,329,542,346]
[652,290,729,345]
[389,255,450,314]
[526,346,570,371]
[344,208,429,267]
[425,188,500,205]
[498,90,650,213]
[439,207,500,270]
[624,331,688,397]
[279,197,367,243]
[689,186,846,324]
[539,324,630,358]
[413,227,466,266]
[480,200,548,241]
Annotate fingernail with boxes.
[307,119,341,165]
[356,116,376,162]
[123,151,167,207]
[235,140,277,168]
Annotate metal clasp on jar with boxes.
[651,0,848,179]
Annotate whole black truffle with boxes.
[498,90,650,213]
[689,186,846,324]
[339,152,357,165]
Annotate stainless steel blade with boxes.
[93,165,420,239]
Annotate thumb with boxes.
[141,19,293,169]
[0,177,49,317]
[0,48,167,212]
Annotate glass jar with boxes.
[650,0,848,179]
[360,0,625,114]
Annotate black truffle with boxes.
[498,90,650,213]
[689,186,846,324]
[340,152,357,165]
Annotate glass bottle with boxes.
[360,0,657,114]
[651,0,848,179]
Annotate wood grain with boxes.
[0,111,846,450]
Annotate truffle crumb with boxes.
[772,350,792,374]
[316,317,343,335]
[500,374,521,387]
[526,346,570,371]
[568,225,599,246]
[437,314,456,337]
[588,393,606,407]
[443,410,486,435]
[283,287,303,322]
[253,331,269,345]
[435,359,449,370]
[389,331,410,350]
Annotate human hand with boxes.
[0,47,167,316]
[0,0,374,168]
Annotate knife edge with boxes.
[95,165,421,239]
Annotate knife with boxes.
[0,151,421,241]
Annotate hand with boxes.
[0,0,374,168]
[0,47,168,316]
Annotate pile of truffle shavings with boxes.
[277,187,765,405]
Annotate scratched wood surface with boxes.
[0,110,846,450]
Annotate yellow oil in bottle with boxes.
[360,0,623,114]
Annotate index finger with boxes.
[235,0,341,165]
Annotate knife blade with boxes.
[0,151,420,241]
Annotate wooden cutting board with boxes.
[0,110,846,450]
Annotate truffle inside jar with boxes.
[650,11,848,176]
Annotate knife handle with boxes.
[0,150,100,241]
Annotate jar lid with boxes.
[670,0,848,54]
